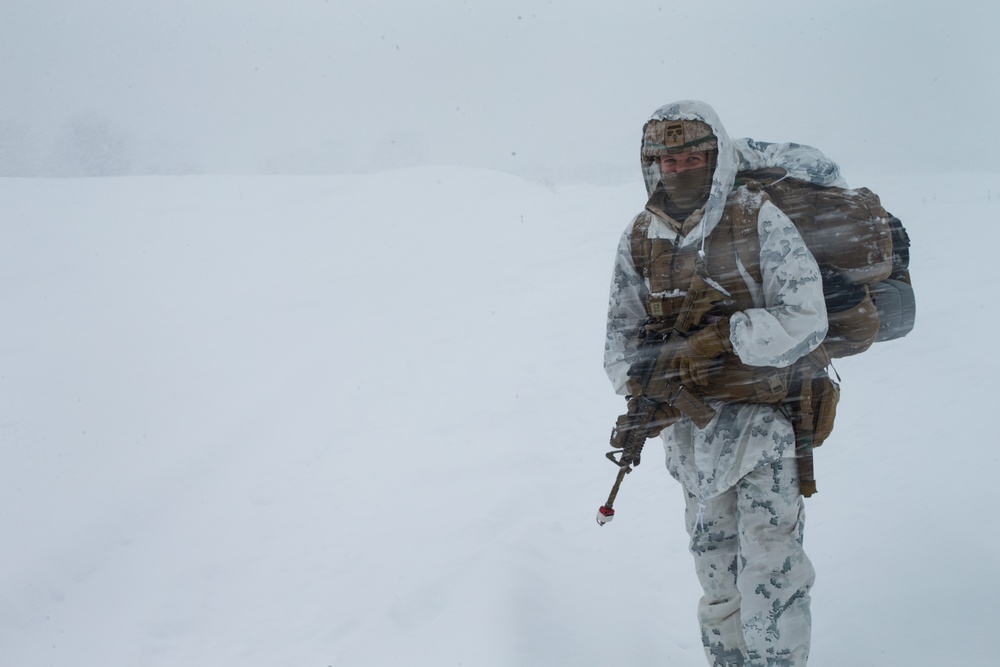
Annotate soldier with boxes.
[603,100,833,666]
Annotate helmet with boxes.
[641,119,718,164]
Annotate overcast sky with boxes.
[2,0,997,181]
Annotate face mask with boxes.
[661,163,713,210]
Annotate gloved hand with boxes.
[628,340,679,402]
[610,397,682,466]
[668,319,733,387]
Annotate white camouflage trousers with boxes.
[683,457,815,667]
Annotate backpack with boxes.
[732,170,915,495]
[734,169,915,359]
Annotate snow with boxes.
[1,167,998,665]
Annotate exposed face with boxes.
[658,151,709,174]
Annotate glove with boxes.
[629,338,681,401]
[669,319,733,387]
[610,397,682,466]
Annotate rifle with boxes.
[596,269,729,526]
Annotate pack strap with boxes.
[732,182,764,286]
[629,212,653,279]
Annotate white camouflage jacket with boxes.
[604,100,837,499]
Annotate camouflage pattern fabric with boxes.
[606,190,827,499]
[604,100,831,667]
[734,138,847,189]
[605,101,829,500]
[683,457,814,667]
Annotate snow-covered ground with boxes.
[2,167,997,666]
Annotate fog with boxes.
[2,0,996,182]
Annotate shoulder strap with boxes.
[629,212,653,278]
[729,183,764,286]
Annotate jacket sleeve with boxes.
[728,201,828,368]
[733,137,848,188]
[604,218,649,395]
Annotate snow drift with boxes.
[1,167,997,665]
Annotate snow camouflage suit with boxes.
[604,100,844,667]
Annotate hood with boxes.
[641,100,739,250]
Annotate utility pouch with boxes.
[782,348,835,498]
[810,374,840,447]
